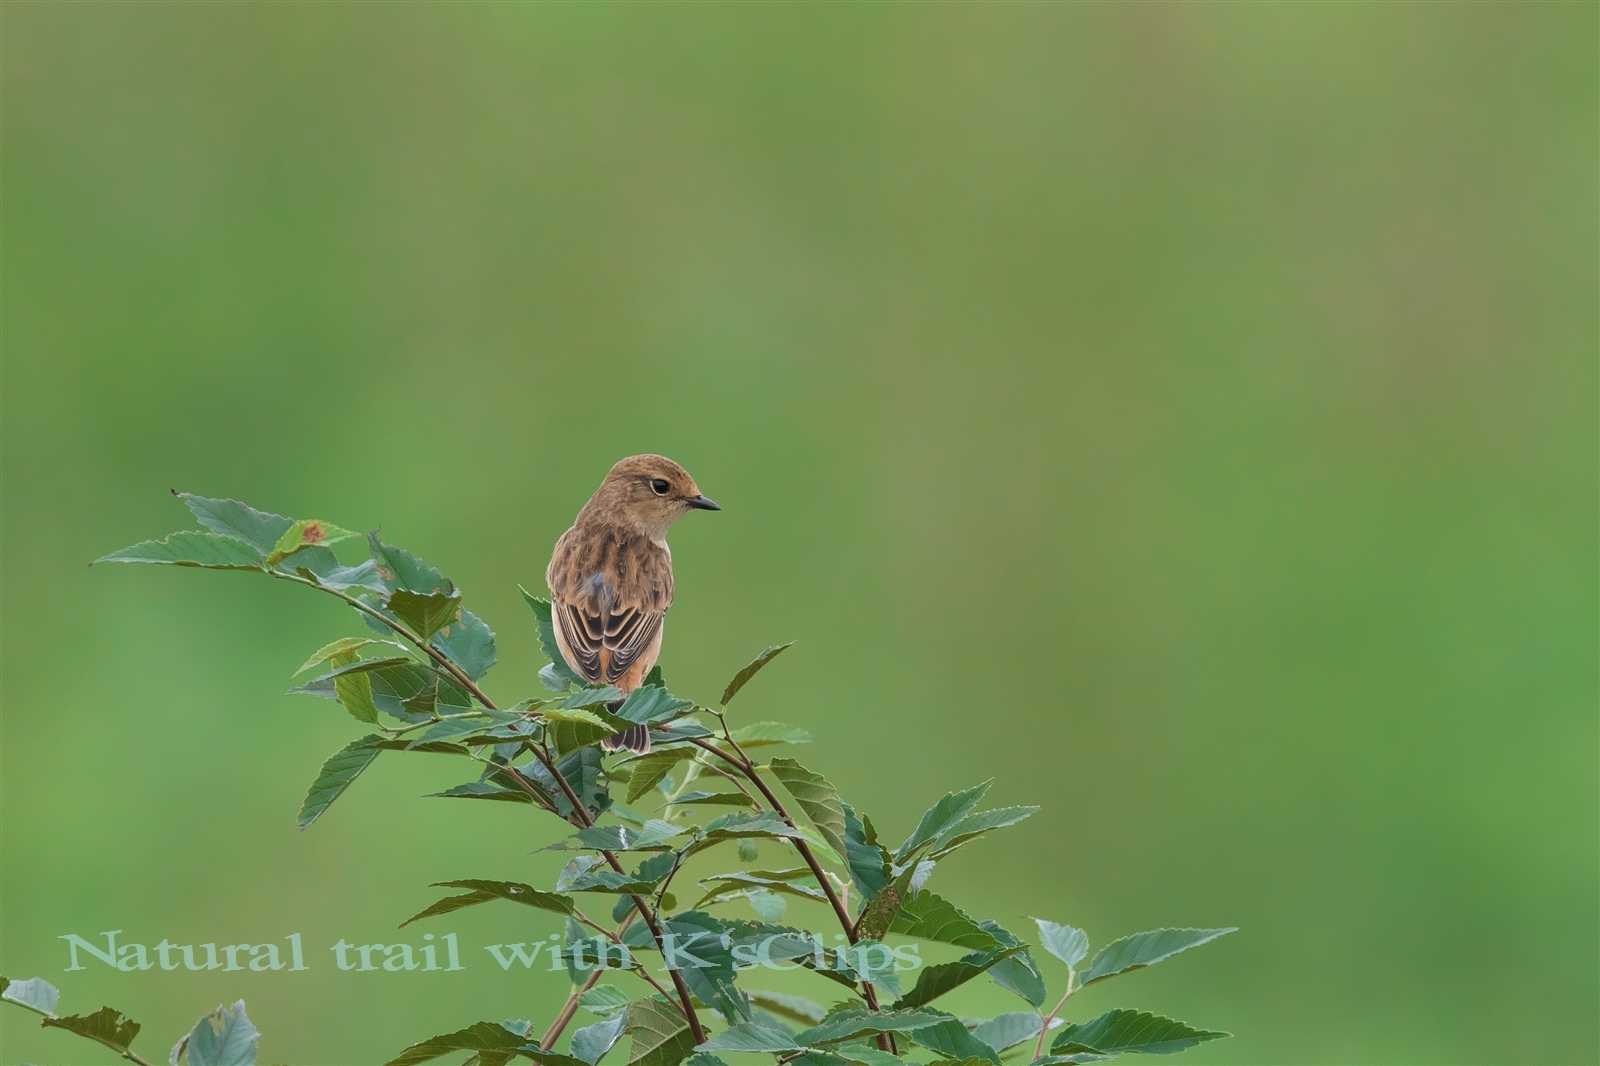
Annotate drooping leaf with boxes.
[895,782,992,861]
[524,747,610,820]
[387,588,463,641]
[400,880,575,927]
[544,706,620,753]
[183,1000,260,1066]
[407,710,528,747]
[581,987,632,1016]
[548,820,684,852]
[295,637,409,675]
[1077,927,1236,987]
[287,550,388,593]
[720,642,794,706]
[624,749,698,804]
[1052,1010,1228,1056]
[768,758,848,857]
[613,686,694,726]
[928,806,1039,859]
[429,781,537,804]
[969,1013,1045,1054]
[365,534,495,679]
[668,790,757,809]
[658,911,750,1022]
[384,1021,531,1066]
[1033,920,1089,969]
[175,493,292,553]
[795,1008,948,1046]
[901,1011,1001,1064]
[892,947,1023,1009]
[727,722,813,747]
[694,872,825,909]
[293,660,474,722]
[842,806,890,903]
[889,891,1002,951]
[573,1012,627,1065]
[624,998,694,1066]
[0,974,60,1015]
[746,990,826,1026]
[95,531,264,570]
[521,587,584,690]
[557,857,662,895]
[695,1019,804,1054]
[297,735,383,828]
[978,924,1046,1007]
[41,1006,141,1055]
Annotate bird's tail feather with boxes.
[602,722,651,754]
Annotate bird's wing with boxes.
[548,528,673,687]
[555,601,665,686]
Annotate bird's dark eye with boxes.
[649,478,671,496]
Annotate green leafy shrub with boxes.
[8,493,1236,1065]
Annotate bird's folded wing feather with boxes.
[556,600,664,685]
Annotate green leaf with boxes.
[796,1008,947,1046]
[668,790,757,809]
[400,879,576,927]
[1077,927,1236,988]
[388,588,463,640]
[901,1012,1001,1064]
[385,1021,531,1066]
[297,735,383,828]
[1033,920,1089,968]
[896,782,992,861]
[694,872,825,909]
[979,925,1046,1007]
[581,987,632,1016]
[176,493,293,553]
[929,806,1039,858]
[429,782,536,804]
[325,649,381,725]
[681,1056,727,1066]
[407,710,527,747]
[892,947,1023,1009]
[1052,1010,1228,1056]
[557,857,661,894]
[544,706,621,753]
[295,637,408,675]
[746,990,826,1026]
[95,531,264,569]
[842,806,890,903]
[747,889,786,921]
[434,607,498,681]
[624,998,694,1066]
[293,660,474,721]
[266,518,358,565]
[573,1013,627,1065]
[367,533,495,679]
[183,1000,260,1066]
[854,862,916,941]
[624,749,698,804]
[768,758,849,858]
[737,840,760,863]
[549,820,684,852]
[696,1019,804,1054]
[969,1013,1044,1054]
[889,891,1002,951]
[288,550,388,593]
[613,686,693,725]
[0,974,60,1015]
[522,587,585,689]
[721,642,794,706]
[727,721,813,747]
[42,1006,141,1056]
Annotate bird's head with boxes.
[591,454,720,536]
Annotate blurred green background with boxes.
[2,3,1595,1064]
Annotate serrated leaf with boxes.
[696,1019,804,1053]
[979,925,1045,1007]
[694,872,825,909]
[288,551,388,593]
[889,891,1002,950]
[929,806,1039,859]
[1052,1010,1227,1056]
[573,1012,627,1065]
[902,1011,1001,1064]
[176,494,292,553]
[969,1013,1044,1054]
[769,758,848,858]
[796,1008,947,1046]
[1077,927,1236,987]
[540,705,621,752]
[557,858,661,894]
[842,806,890,903]
[400,880,576,927]
[366,534,495,679]
[581,987,632,1016]
[295,637,409,675]
[727,722,813,747]
[721,642,794,706]
[612,685,694,725]
[746,990,826,1026]
[388,588,463,640]
[1033,920,1089,968]
[42,1006,141,1055]
[183,1000,260,1066]
[892,947,1022,1009]
[297,735,383,828]
[95,531,264,569]
[549,821,684,852]
[0,975,60,1015]
[522,587,585,690]
[429,782,536,804]
[266,518,357,565]
[625,998,694,1066]
[292,660,474,722]
[896,782,991,861]
[385,1021,531,1066]
[625,749,699,804]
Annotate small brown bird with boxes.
[546,454,720,753]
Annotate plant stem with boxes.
[541,912,638,1049]
[271,568,707,1046]
[688,736,896,1053]
[1032,968,1075,1061]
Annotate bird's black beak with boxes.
[686,494,721,511]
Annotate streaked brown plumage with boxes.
[545,454,720,752]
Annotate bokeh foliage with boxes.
[1,3,1595,1064]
